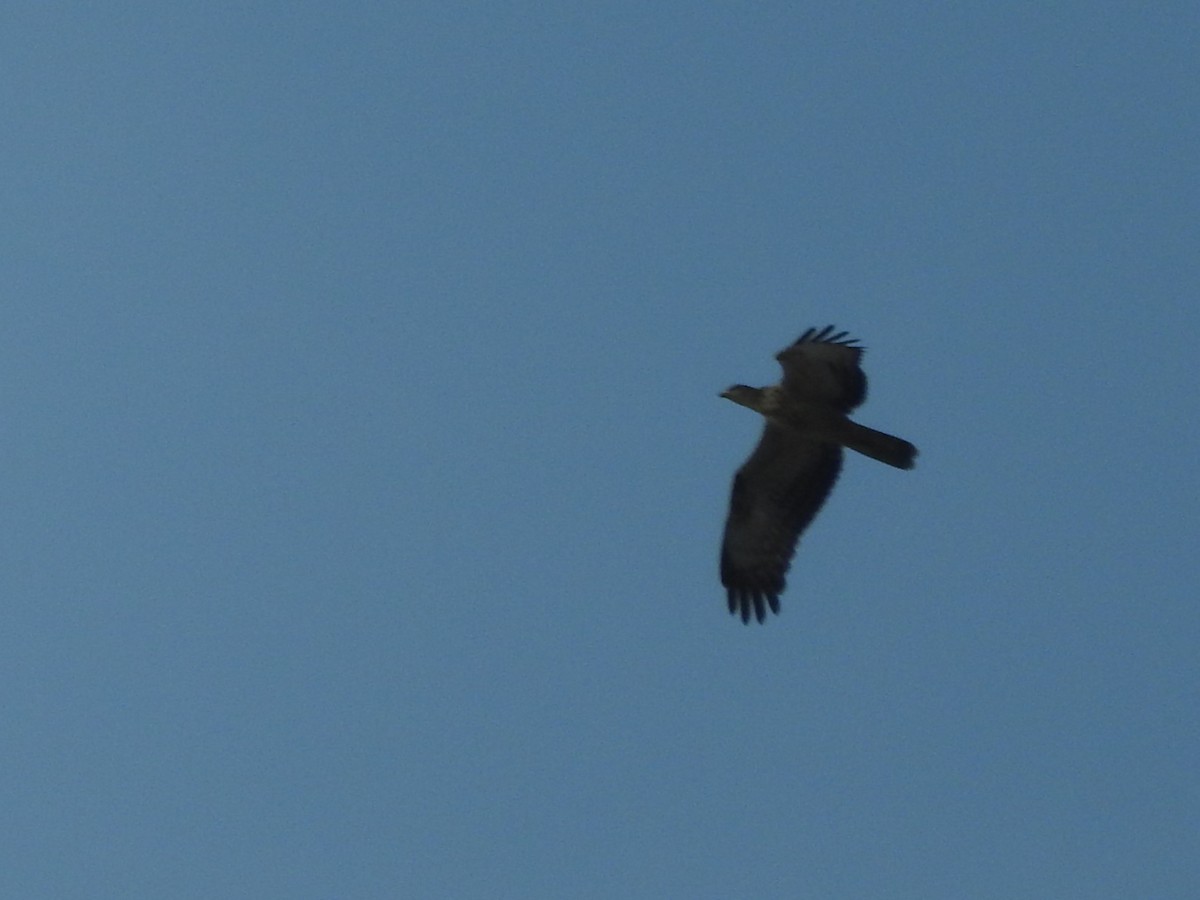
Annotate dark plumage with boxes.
[719,326,916,623]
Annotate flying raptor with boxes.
[719,326,917,624]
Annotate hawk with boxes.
[719,326,917,623]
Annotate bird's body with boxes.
[730,387,861,446]
[719,326,916,623]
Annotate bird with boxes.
[719,325,917,623]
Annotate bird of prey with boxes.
[719,326,917,623]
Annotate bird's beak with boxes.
[719,389,732,400]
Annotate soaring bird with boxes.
[719,326,916,623]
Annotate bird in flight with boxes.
[719,326,917,623]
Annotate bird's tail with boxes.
[842,422,918,470]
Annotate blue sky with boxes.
[3,3,1198,897]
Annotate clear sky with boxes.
[3,3,1197,898]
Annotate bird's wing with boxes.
[774,325,867,412]
[720,421,844,623]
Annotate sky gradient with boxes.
[3,3,1198,897]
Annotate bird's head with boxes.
[720,384,768,412]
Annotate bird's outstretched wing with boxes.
[774,325,866,412]
[720,422,844,623]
